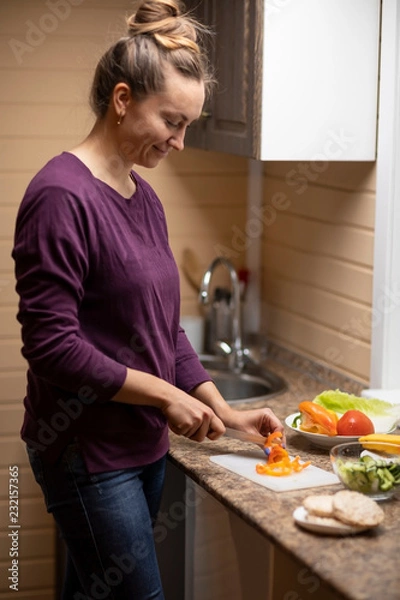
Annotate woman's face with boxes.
[118,65,205,168]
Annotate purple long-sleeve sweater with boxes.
[12,152,211,473]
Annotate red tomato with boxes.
[336,410,375,436]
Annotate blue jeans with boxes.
[27,441,167,600]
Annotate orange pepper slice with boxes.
[291,455,311,472]
[256,458,290,475]
[268,445,288,463]
[256,461,292,476]
[265,431,283,446]
[256,430,311,477]
[298,401,338,436]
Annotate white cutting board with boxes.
[210,451,340,492]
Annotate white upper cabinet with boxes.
[185,0,381,161]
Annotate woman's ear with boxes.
[112,83,132,121]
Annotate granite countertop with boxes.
[168,346,400,600]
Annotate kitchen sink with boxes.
[199,355,286,404]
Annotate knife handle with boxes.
[224,427,267,447]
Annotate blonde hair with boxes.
[90,0,214,118]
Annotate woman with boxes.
[12,1,284,598]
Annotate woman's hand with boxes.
[161,394,225,442]
[226,407,285,444]
[188,380,284,443]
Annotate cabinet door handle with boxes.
[200,111,212,120]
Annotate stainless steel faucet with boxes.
[199,257,244,373]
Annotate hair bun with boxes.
[126,0,200,52]
[127,0,182,34]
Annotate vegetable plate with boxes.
[286,412,396,449]
[285,390,400,449]
[285,413,371,448]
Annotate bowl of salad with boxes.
[330,441,400,501]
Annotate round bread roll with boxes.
[303,494,334,517]
[304,513,352,529]
[332,490,384,527]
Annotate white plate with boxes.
[285,413,396,449]
[361,389,400,405]
[293,506,372,536]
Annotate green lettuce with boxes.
[313,389,400,432]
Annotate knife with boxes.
[224,427,267,448]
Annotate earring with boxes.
[117,113,123,125]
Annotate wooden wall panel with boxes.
[0,591,54,600]
[0,341,26,372]
[0,529,54,561]
[266,212,374,266]
[0,309,20,337]
[0,283,18,308]
[263,177,375,227]
[265,278,371,342]
[0,4,127,36]
[0,37,103,70]
[0,105,92,138]
[0,558,56,590]
[266,305,371,383]
[0,497,51,530]
[0,467,38,499]
[0,438,29,469]
[0,373,27,404]
[262,161,376,384]
[0,70,91,104]
[0,405,24,436]
[264,160,376,192]
[263,242,373,304]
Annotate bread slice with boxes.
[332,490,384,527]
[304,513,353,529]
[303,494,334,517]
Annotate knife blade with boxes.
[224,427,267,447]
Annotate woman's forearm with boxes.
[189,380,285,437]
[112,368,226,441]
[189,380,236,424]
[112,367,184,409]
